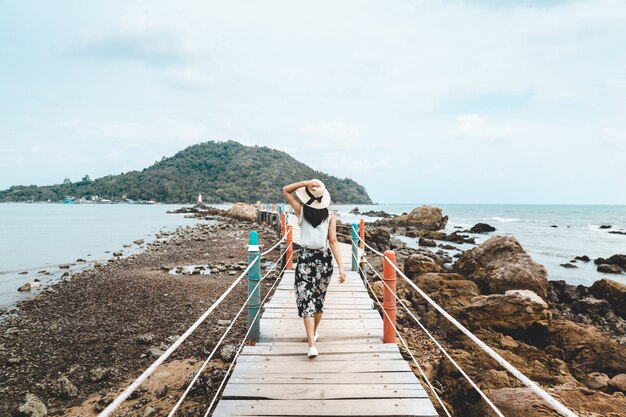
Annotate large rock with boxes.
[453,235,548,299]
[403,254,443,278]
[17,394,47,417]
[546,319,626,375]
[609,373,626,391]
[469,223,496,233]
[597,264,622,274]
[468,383,626,417]
[226,203,257,221]
[594,254,626,269]
[391,205,448,231]
[414,273,480,313]
[462,290,551,333]
[590,279,626,319]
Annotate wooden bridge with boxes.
[100,204,578,417]
[211,211,438,416]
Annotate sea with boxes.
[332,204,626,288]
[1,202,625,308]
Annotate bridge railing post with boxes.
[359,218,365,249]
[247,231,261,345]
[351,223,358,271]
[286,225,293,270]
[382,250,397,343]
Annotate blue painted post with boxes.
[351,223,359,271]
[247,231,261,344]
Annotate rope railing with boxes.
[168,241,292,416]
[99,229,288,417]
[359,254,504,417]
[202,249,295,417]
[352,257,453,417]
[350,229,578,417]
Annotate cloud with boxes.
[70,11,201,68]
[606,78,626,90]
[454,114,514,139]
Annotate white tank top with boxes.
[298,210,332,250]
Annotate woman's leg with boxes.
[313,312,322,333]
[303,316,316,347]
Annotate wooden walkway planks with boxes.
[212,235,438,417]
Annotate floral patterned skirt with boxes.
[294,247,334,318]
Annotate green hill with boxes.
[0,140,372,204]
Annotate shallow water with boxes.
[331,204,626,287]
[0,203,204,307]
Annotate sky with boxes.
[1,0,625,204]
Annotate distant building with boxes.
[198,193,203,204]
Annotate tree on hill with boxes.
[0,140,372,204]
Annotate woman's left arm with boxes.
[328,213,346,283]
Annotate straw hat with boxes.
[295,179,331,209]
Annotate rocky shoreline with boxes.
[0,209,280,416]
[340,205,626,416]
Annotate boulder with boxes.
[583,372,609,390]
[462,290,551,333]
[571,296,610,317]
[608,373,626,392]
[415,274,481,314]
[403,254,443,278]
[349,207,360,214]
[220,344,238,362]
[546,319,626,375]
[52,375,78,398]
[418,237,437,247]
[226,203,257,221]
[574,255,590,262]
[17,393,47,417]
[18,283,31,292]
[597,264,622,274]
[469,383,626,417]
[469,223,496,233]
[453,236,548,299]
[594,254,626,268]
[391,205,448,231]
[590,279,626,318]
[367,227,391,252]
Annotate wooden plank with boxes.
[230,360,412,374]
[235,352,404,363]
[240,344,399,355]
[212,398,438,417]
[226,372,420,385]
[222,384,427,400]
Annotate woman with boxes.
[282,179,346,358]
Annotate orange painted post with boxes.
[382,250,397,343]
[359,218,365,249]
[286,225,293,269]
[281,212,286,238]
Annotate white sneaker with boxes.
[314,330,319,342]
[307,346,319,358]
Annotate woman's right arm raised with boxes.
[282,181,313,216]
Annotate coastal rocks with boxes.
[597,264,622,274]
[469,223,496,233]
[462,290,551,333]
[226,203,256,222]
[453,236,549,299]
[584,372,610,390]
[388,205,448,231]
[112,251,123,257]
[418,237,437,247]
[51,375,78,398]
[403,254,443,277]
[594,254,626,270]
[18,283,32,292]
[415,273,480,315]
[366,227,391,252]
[609,373,626,391]
[546,319,626,375]
[349,207,359,214]
[560,263,577,269]
[17,393,47,417]
[574,255,590,262]
[89,367,109,382]
[469,383,626,417]
[220,344,238,362]
[133,239,144,245]
[362,210,395,218]
[589,279,626,318]
[571,296,610,317]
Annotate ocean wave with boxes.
[489,216,521,223]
